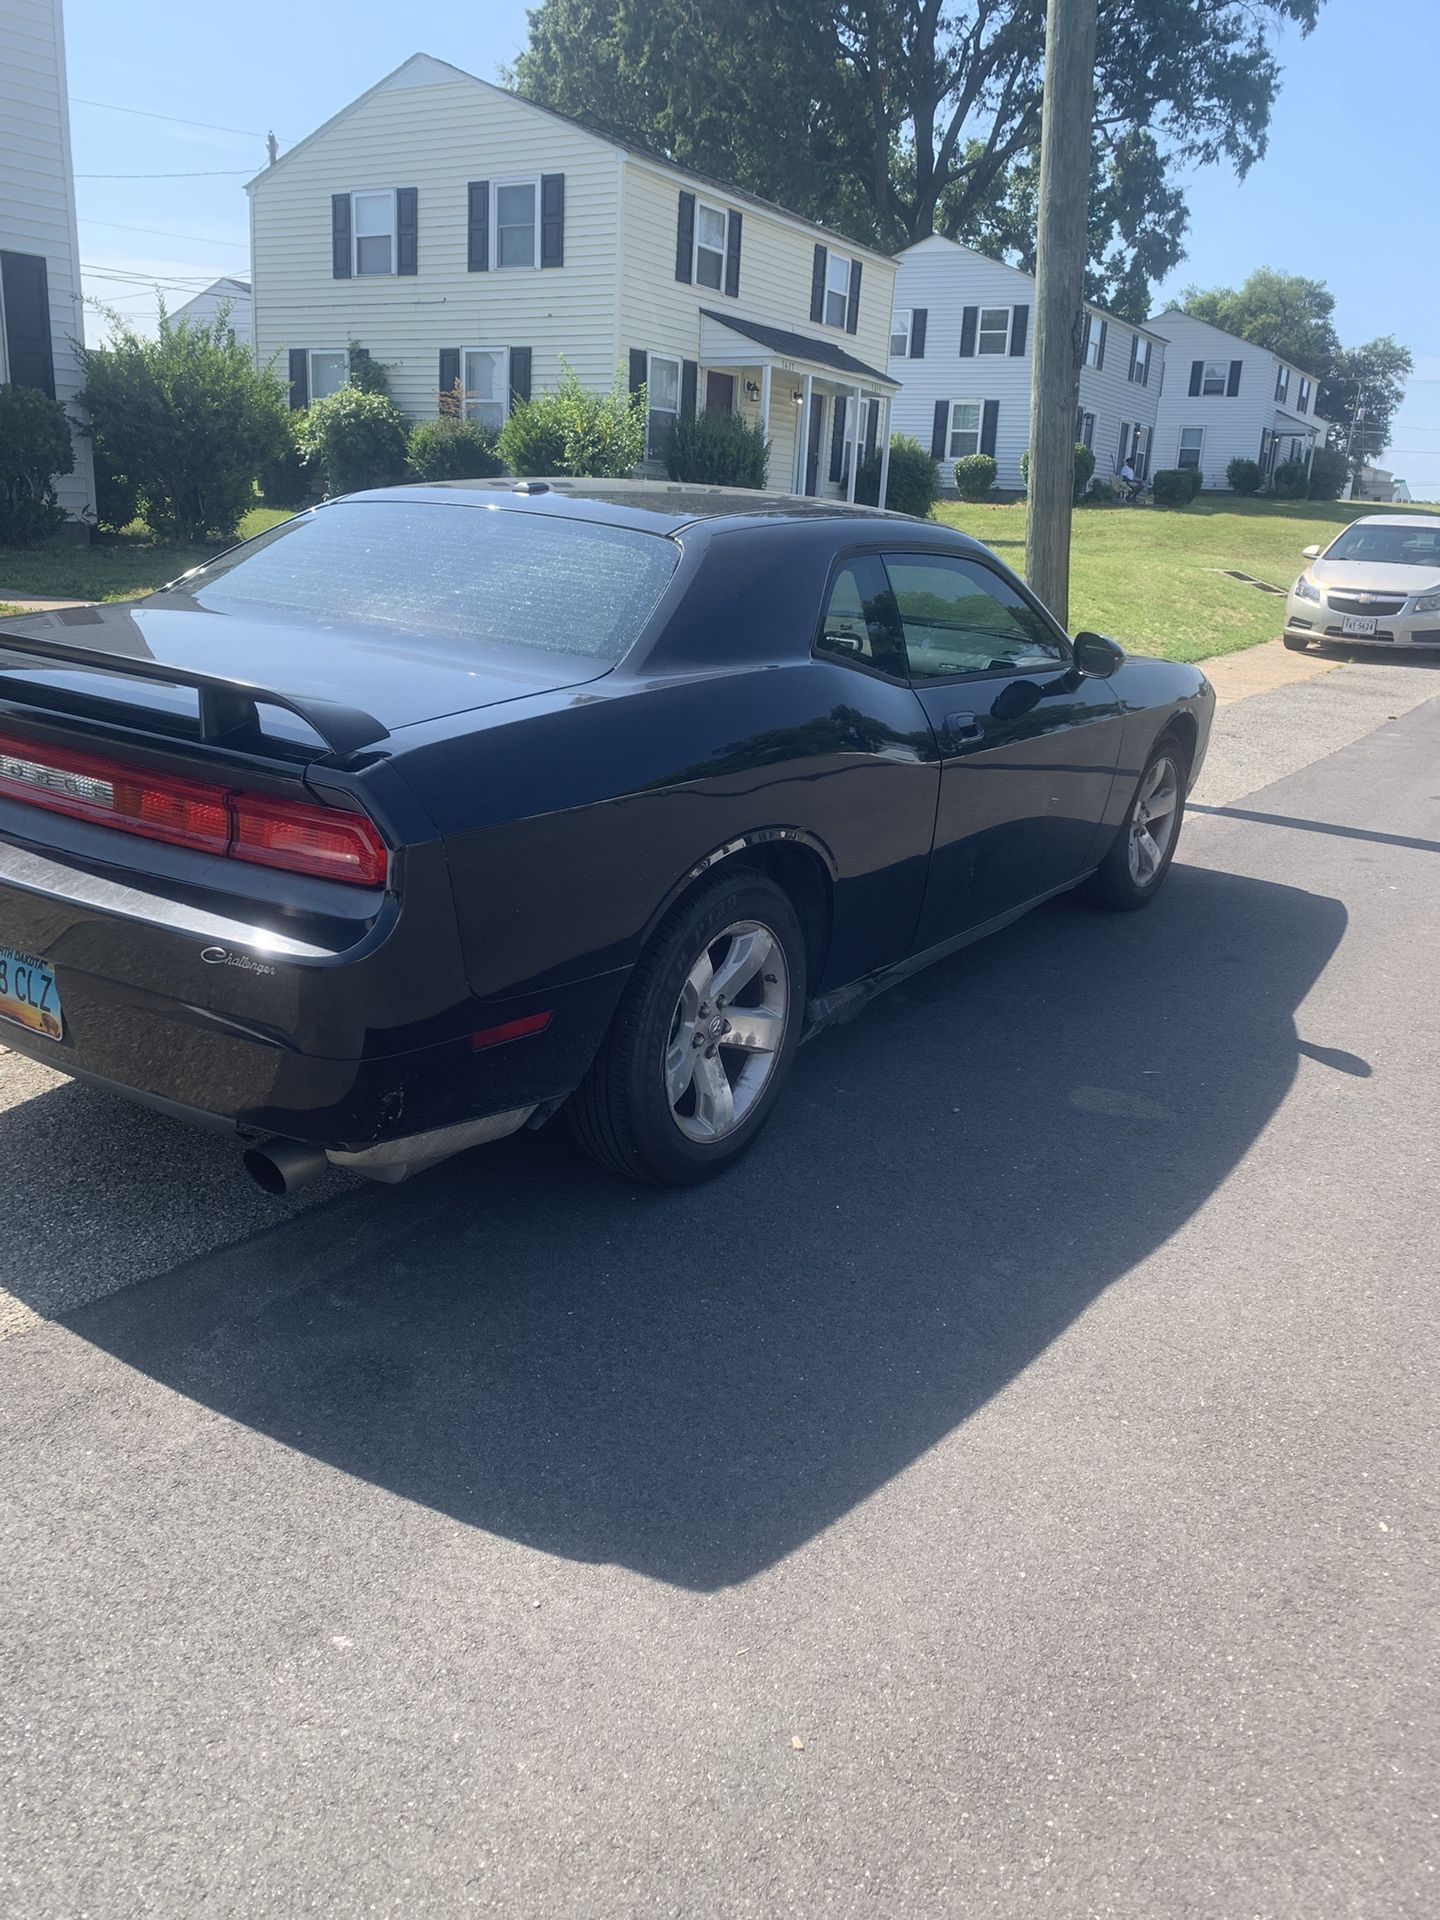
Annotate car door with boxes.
[881,549,1125,951]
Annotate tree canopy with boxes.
[513,0,1326,318]
[1320,339,1414,488]
[1181,269,1339,376]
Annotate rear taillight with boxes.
[0,732,388,888]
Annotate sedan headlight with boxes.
[1294,574,1321,603]
[1412,587,1440,614]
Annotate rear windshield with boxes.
[1325,523,1440,568]
[174,500,680,662]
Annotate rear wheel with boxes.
[1282,632,1311,652]
[568,870,805,1184]
[1087,737,1186,912]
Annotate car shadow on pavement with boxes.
[7,863,1345,1591]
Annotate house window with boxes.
[352,191,396,276]
[1078,410,1095,450]
[824,252,853,328]
[647,352,681,456]
[1275,365,1290,405]
[1297,376,1311,413]
[977,307,1010,355]
[1178,427,1204,471]
[1083,314,1101,368]
[308,349,348,400]
[890,309,912,358]
[462,347,509,432]
[493,178,539,269]
[1133,426,1150,479]
[1117,421,1132,469]
[948,400,982,459]
[694,203,727,290]
[1201,360,1228,396]
[1131,337,1151,386]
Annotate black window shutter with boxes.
[540,174,565,268]
[467,182,489,272]
[910,308,927,358]
[396,188,417,275]
[1188,359,1203,397]
[846,260,861,335]
[1009,304,1028,357]
[829,397,847,482]
[331,194,352,279]
[1095,320,1107,371]
[288,346,308,412]
[810,245,827,325]
[959,306,977,356]
[724,211,742,298]
[0,251,55,396]
[676,192,695,283]
[629,349,647,396]
[1127,334,1138,380]
[865,401,879,458]
[931,400,948,460]
[980,400,998,459]
[1227,358,1243,397]
[680,359,698,419]
[510,347,532,405]
[438,348,460,411]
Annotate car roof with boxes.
[1344,513,1440,529]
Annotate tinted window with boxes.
[883,555,1065,679]
[815,556,905,676]
[178,502,680,663]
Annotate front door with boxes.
[705,371,736,415]
[881,550,1125,949]
[804,394,827,496]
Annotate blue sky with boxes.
[65,0,1438,497]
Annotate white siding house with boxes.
[1147,309,1328,490]
[886,236,1167,493]
[172,276,253,351]
[0,0,95,527]
[248,55,899,498]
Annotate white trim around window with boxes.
[1201,359,1228,396]
[308,347,348,401]
[646,351,682,457]
[1297,376,1311,413]
[1178,426,1204,470]
[890,308,912,358]
[823,250,854,329]
[492,175,541,270]
[1275,364,1290,404]
[977,306,1011,355]
[351,189,396,276]
[947,398,983,460]
[694,200,727,291]
[1130,336,1151,386]
[461,346,510,432]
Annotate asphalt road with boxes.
[2,661,1437,1917]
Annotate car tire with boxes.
[568,869,807,1185]
[1086,735,1188,913]
[1282,632,1311,652]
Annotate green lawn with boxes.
[0,507,293,619]
[934,495,1431,664]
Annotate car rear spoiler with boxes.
[0,631,389,760]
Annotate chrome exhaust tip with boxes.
[242,1137,328,1196]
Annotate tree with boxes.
[513,0,1326,310]
[1181,268,1339,375]
[1321,338,1414,492]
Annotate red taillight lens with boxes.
[0,731,387,888]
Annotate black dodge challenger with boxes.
[0,481,1213,1191]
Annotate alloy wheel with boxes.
[1128,753,1180,888]
[664,920,790,1142]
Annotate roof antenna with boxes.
[266,130,279,166]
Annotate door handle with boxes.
[943,710,983,743]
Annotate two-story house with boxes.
[248,54,899,499]
[1147,309,1328,490]
[885,236,1168,494]
[1,0,95,529]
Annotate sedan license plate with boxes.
[1341,615,1378,636]
[0,946,63,1040]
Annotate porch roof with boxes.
[1273,406,1319,434]
[699,310,899,389]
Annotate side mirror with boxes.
[1073,630,1125,678]
[1301,544,1321,560]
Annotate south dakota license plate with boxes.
[0,946,63,1040]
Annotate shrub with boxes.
[1019,443,1096,501]
[1270,458,1309,500]
[0,384,74,546]
[78,309,290,543]
[854,435,940,517]
[258,411,314,509]
[1307,446,1347,500]
[951,452,996,502]
[407,415,505,482]
[91,441,140,533]
[664,410,769,488]
[1085,475,1118,505]
[498,363,644,479]
[1227,457,1263,496]
[1152,468,1198,507]
[497,396,567,475]
[297,387,410,497]
[347,341,390,396]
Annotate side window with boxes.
[883,554,1065,679]
[815,555,905,677]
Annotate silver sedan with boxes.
[1283,514,1440,653]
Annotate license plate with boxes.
[0,946,63,1040]
[1341,615,1378,636]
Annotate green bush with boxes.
[78,309,290,543]
[1019,443,1096,502]
[407,415,505,481]
[497,397,567,475]
[1085,475,1118,505]
[258,411,314,509]
[347,341,391,396]
[664,410,769,488]
[1152,468,1198,508]
[854,434,940,517]
[1307,446,1347,500]
[91,441,140,533]
[0,383,74,546]
[1227,457,1263,495]
[498,364,644,479]
[297,387,410,497]
[1270,458,1309,500]
[952,452,996,502]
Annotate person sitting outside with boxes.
[1117,458,1144,503]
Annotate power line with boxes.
[78,216,248,250]
[70,96,269,140]
[75,168,254,179]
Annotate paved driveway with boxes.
[2,658,1436,1916]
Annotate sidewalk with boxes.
[1196,637,1341,706]
[0,594,95,613]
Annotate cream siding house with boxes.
[1147,309,1328,490]
[886,236,1167,494]
[171,275,253,351]
[248,55,898,498]
[1,0,95,526]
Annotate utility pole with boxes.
[1024,0,1099,627]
